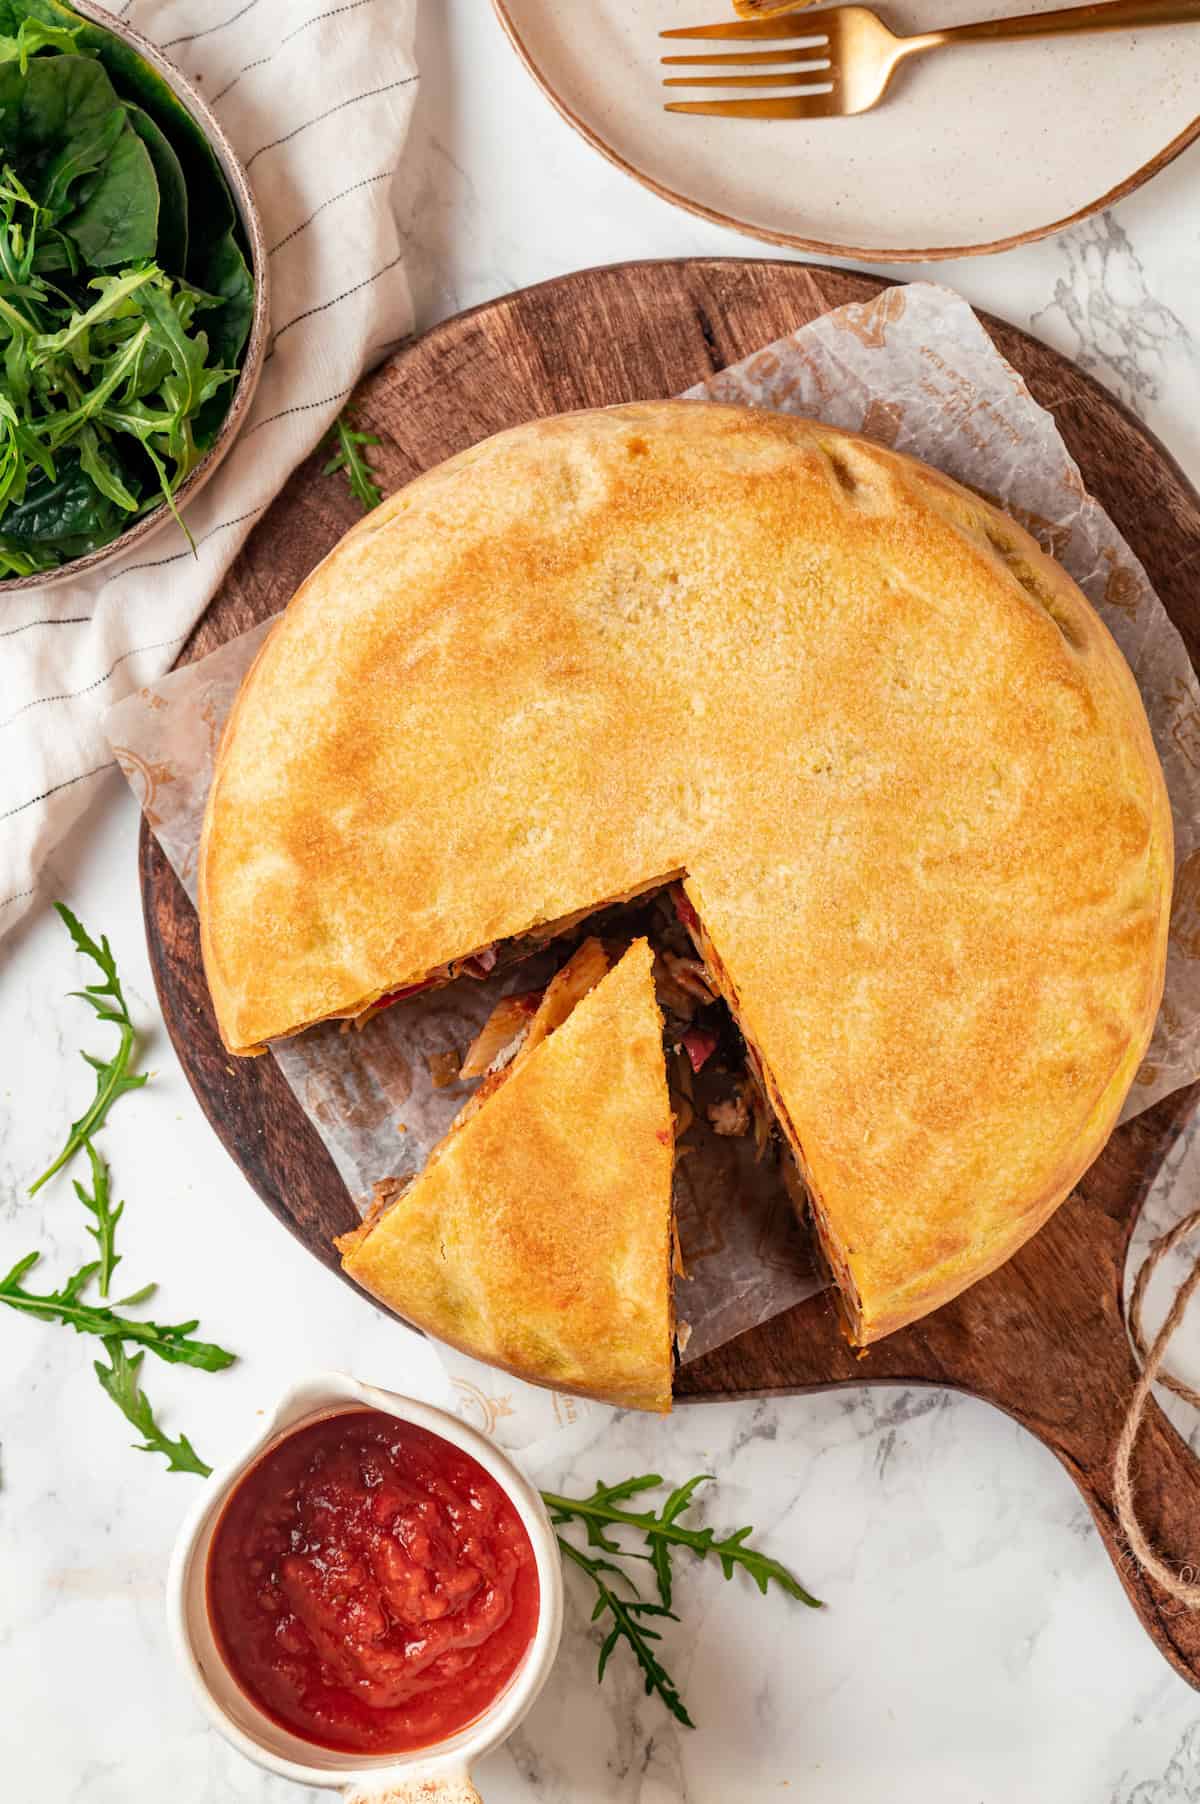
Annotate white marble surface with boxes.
[4,3,1200,1800]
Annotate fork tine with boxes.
[664,70,830,86]
[661,14,828,38]
[661,48,827,65]
[665,92,840,118]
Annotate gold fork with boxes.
[732,1,822,13]
[662,0,1200,119]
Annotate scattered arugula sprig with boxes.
[545,1473,822,1725]
[94,1339,214,1476]
[29,903,146,1195]
[3,901,235,1474]
[323,409,383,511]
[556,1532,693,1727]
[0,1249,234,1371]
[74,1137,122,1296]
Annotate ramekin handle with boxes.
[344,1770,483,1804]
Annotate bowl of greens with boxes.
[0,0,267,589]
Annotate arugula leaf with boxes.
[93,1340,212,1475]
[28,902,147,1195]
[0,1250,235,1370]
[76,421,137,511]
[547,1470,823,1725]
[0,390,53,505]
[73,1138,122,1296]
[544,1474,822,1608]
[323,410,383,512]
[6,900,235,1477]
[0,16,79,71]
[649,1474,711,1608]
[32,262,158,356]
[557,1536,694,1728]
[132,277,235,476]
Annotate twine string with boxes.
[1116,1208,1200,1605]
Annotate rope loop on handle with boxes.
[1116,1209,1200,1606]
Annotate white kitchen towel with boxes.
[0,0,418,935]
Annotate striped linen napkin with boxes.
[1,0,418,937]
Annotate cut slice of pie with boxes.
[336,938,676,1412]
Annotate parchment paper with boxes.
[105,283,1200,1447]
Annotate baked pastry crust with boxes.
[336,939,675,1412]
[201,400,1172,1343]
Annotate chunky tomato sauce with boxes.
[206,1409,539,1754]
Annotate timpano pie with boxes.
[200,400,1172,1352]
[337,939,676,1412]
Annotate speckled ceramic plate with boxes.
[493,0,1200,260]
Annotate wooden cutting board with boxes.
[139,258,1200,1690]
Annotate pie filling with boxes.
[667,885,859,1336]
[336,876,684,1031]
[336,877,843,1365]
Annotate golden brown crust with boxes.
[337,940,675,1411]
[203,400,1172,1343]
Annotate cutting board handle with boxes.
[1036,1296,1200,1682]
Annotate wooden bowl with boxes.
[0,0,270,595]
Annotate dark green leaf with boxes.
[651,1474,711,1607]
[52,900,135,1027]
[544,1476,823,1609]
[0,454,117,548]
[28,902,148,1194]
[125,103,186,275]
[0,1251,235,1370]
[10,0,236,277]
[191,228,250,437]
[59,118,157,267]
[322,410,383,512]
[93,1340,212,1475]
[72,1138,122,1296]
[76,423,137,511]
[0,55,125,216]
[557,1536,695,1728]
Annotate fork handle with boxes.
[935,0,1200,44]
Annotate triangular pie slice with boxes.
[336,939,676,1412]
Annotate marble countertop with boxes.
[5,4,1200,1800]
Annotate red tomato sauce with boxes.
[206,1409,540,1755]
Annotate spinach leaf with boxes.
[0,54,123,214]
[191,231,251,445]
[60,116,157,266]
[125,103,185,275]
[1,452,118,548]
[11,0,235,278]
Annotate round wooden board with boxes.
[140,258,1200,1689]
